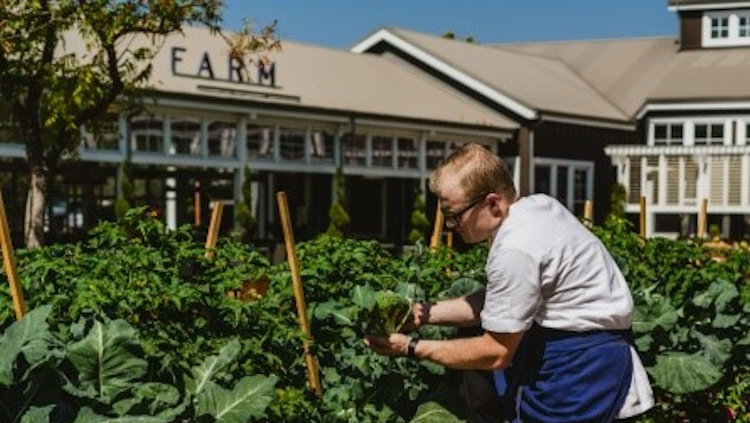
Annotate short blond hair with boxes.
[429,143,516,201]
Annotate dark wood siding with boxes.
[533,121,639,223]
[680,11,703,50]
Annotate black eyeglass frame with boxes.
[443,194,488,228]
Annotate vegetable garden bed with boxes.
[1,208,748,422]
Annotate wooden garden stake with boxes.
[446,231,453,248]
[0,192,26,320]
[204,201,224,259]
[276,191,322,396]
[698,198,708,239]
[639,196,646,238]
[194,181,201,227]
[430,201,444,248]
[584,200,593,227]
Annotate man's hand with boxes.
[400,302,431,333]
[364,333,410,356]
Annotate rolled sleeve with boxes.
[481,248,541,333]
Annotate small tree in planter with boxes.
[408,188,430,244]
[233,166,257,243]
[326,166,350,238]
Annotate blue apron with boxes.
[494,324,633,423]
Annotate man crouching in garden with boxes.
[365,143,654,422]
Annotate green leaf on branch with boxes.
[195,374,277,423]
[648,352,723,394]
[66,319,148,404]
[0,305,54,387]
[410,401,463,422]
[187,339,240,395]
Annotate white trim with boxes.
[668,2,750,11]
[541,114,634,131]
[354,117,514,140]
[605,144,750,156]
[636,101,750,119]
[351,29,538,120]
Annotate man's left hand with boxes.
[364,333,410,356]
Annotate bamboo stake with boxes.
[639,196,646,239]
[698,198,708,239]
[0,192,26,320]
[204,201,224,259]
[194,181,201,227]
[584,200,594,227]
[446,231,453,249]
[430,201,444,248]
[276,191,322,396]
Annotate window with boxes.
[311,131,334,164]
[278,127,305,161]
[81,113,119,150]
[426,140,446,169]
[653,123,683,146]
[711,16,729,39]
[533,159,593,212]
[371,136,393,167]
[343,134,366,166]
[246,124,273,160]
[694,123,724,145]
[740,14,750,37]
[397,137,418,169]
[208,121,236,157]
[130,115,163,153]
[170,116,201,155]
[703,10,750,46]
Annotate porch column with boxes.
[517,126,533,196]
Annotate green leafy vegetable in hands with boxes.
[367,291,413,336]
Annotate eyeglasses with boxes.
[443,194,487,228]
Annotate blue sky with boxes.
[221,1,678,48]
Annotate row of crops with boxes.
[1,207,749,422]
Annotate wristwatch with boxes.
[407,336,419,358]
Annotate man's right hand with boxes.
[401,302,431,333]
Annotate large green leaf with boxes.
[72,407,168,423]
[351,284,376,310]
[196,374,278,423]
[313,301,356,325]
[632,294,678,333]
[693,280,738,312]
[186,339,240,395]
[66,319,147,403]
[20,405,55,423]
[648,352,723,394]
[441,277,484,299]
[692,330,731,367]
[410,401,463,423]
[0,305,53,386]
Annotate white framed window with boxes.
[703,10,750,46]
[533,157,594,215]
[652,122,684,146]
[693,122,724,145]
[711,16,729,39]
[739,14,750,37]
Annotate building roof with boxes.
[500,36,750,116]
[355,28,630,123]
[114,26,518,131]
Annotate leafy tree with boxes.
[326,166,350,238]
[114,159,134,221]
[408,187,430,244]
[0,1,277,248]
[233,166,257,242]
[609,183,627,218]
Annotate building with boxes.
[1,0,748,246]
